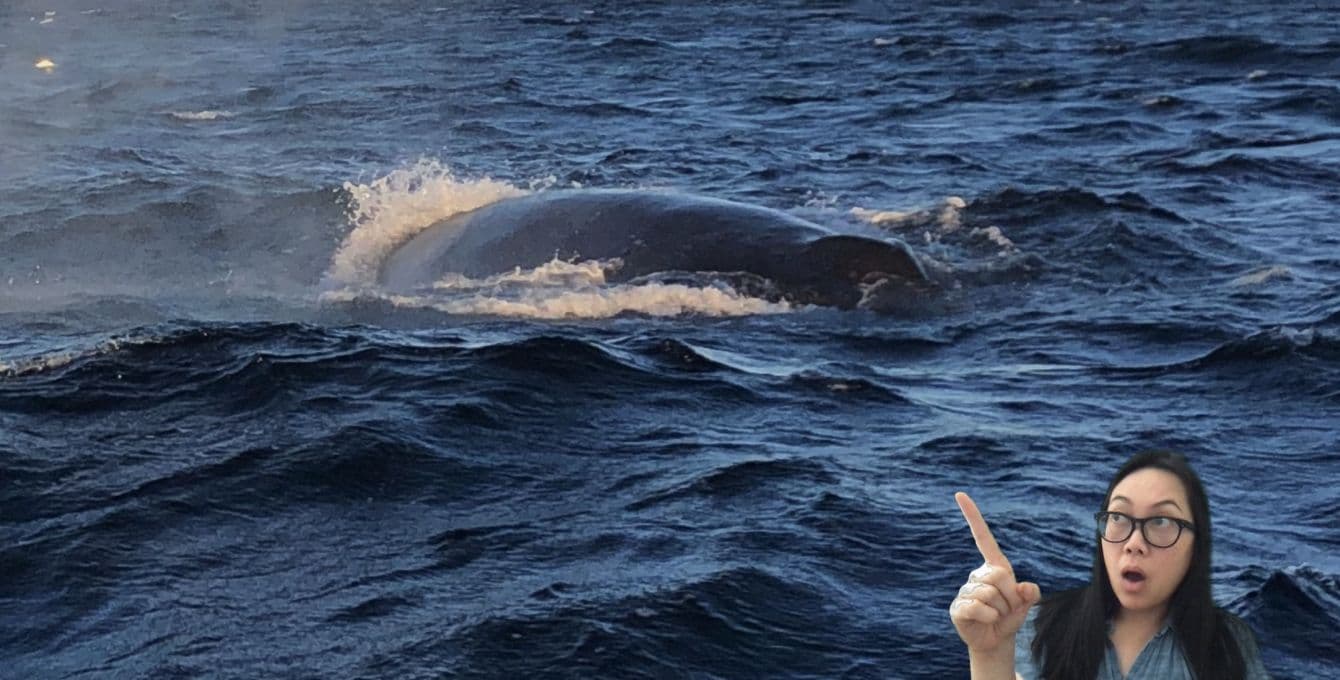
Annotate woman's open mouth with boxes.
[1119,567,1147,592]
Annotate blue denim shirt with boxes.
[1014,607,1271,679]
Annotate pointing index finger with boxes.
[955,492,1012,569]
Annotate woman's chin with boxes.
[1112,585,1168,617]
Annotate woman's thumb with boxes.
[1017,581,1041,606]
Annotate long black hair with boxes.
[1029,450,1248,679]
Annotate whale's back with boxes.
[377,190,930,309]
[380,190,830,286]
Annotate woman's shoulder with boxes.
[1216,609,1272,679]
[1217,609,1258,646]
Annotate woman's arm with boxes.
[948,493,1042,680]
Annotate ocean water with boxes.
[2,1,1338,678]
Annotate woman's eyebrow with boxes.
[1108,496,1184,512]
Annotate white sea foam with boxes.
[969,225,1015,251]
[169,110,234,121]
[852,196,965,232]
[324,159,527,289]
[430,258,615,291]
[1231,265,1292,286]
[402,282,788,319]
[1,351,77,377]
[852,196,971,248]
[0,336,134,378]
[321,258,790,319]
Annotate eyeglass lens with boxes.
[1098,513,1183,547]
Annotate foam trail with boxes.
[400,283,790,319]
[430,258,615,292]
[1232,265,1292,286]
[0,336,138,378]
[320,258,791,319]
[852,196,966,234]
[169,111,234,121]
[969,225,1015,251]
[324,159,527,289]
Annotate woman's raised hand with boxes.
[949,492,1042,654]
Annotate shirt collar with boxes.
[1106,616,1174,638]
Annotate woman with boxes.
[948,449,1270,679]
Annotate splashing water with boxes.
[324,159,527,289]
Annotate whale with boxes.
[378,189,933,309]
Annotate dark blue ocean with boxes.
[2,1,1338,678]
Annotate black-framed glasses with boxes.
[1094,511,1195,548]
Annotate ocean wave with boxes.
[437,565,868,678]
[1258,85,1340,121]
[1147,35,1283,64]
[1191,129,1340,152]
[1039,118,1171,143]
[1100,326,1339,377]
[0,325,820,426]
[591,36,674,51]
[1066,219,1206,281]
[454,335,764,404]
[1231,565,1340,660]
[0,323,420,407]
[469,335,645,383]
[962,11,1018,29]
[784,371,911,403]
[633,338,736,373]
[626,458,838,511]
[929,187,1217,286]
[828,330,956,358]
[967,187,1189,227]
[285,424,497,501]
[431,521,550,571]
[915,434,1014,466]
[0,346,90,379]
[944,76,1076,103]
[754,92,844,106]
[544,100,656,118]
[1148,154,1337,187]
[326,595,417,624]
[1140,34,1340,68]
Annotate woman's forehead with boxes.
[1108,467,1190,508]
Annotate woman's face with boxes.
[1102,467,1196,618]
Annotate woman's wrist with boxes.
[967,638,1016,680]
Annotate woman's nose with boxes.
[1124,526,1149,553]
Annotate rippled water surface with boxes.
[2,2,1338,678]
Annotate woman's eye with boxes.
[1149,517,1173,528]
